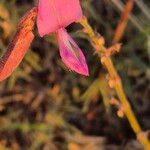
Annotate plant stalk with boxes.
[79,17,150,150]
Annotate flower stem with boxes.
[79,17,150,150]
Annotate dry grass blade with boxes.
[110,0,144,32]
[113,0,134,43]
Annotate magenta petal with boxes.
[57,28,89,76]
[37,0,83,36]
[37,0,59,36]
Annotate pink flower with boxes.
[0,1,89,81]
[37,0,89,76]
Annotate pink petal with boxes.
[57,28,89,76]
[37,0,83,36]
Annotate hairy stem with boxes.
[79,17,150,150]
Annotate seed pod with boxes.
[0,7,37,81]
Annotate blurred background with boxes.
[0,0,150,149]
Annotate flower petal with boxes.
[57,28,89,76]
[37,0,59,36]
[37,0,83,36]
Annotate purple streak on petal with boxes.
[57,28,89,76]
